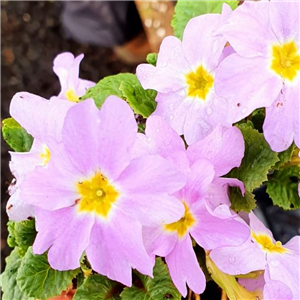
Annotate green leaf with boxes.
[74,274,122,300]
[14,219,36,256]
[80,73,157,118]
[2,118,33,152]
[0,248,34,300]
[17,247,80,300]
[227,124,279,212]
[266,165,300,210]
[274,143,295,170]
[7,221,17,248]
[171,1,238,40]
[146,53,158,66]
[121,258,181,300]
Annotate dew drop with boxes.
[206,107,213,115]
[161,62,168,68]
[178,89,186,97]
[241,108,247,114]
[229,257,236,263]
[169,115,174,120]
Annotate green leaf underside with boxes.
[7,220,17,248]
[146,53,158,66]
[0,248,34,300]
[171,1,238,40]
[227,124,279,212]
[266,165,300,210]
[17,247,80,300]
[274,143,295,170]
[121,258,181,300]
[2,118,33,152]
[80,73,157,118]
[74,274,122,300]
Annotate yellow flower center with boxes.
[270,41,300,81]
[164,202,196,238]
[186,65,214,100]
[39,145,51,165]
[76,172,119,217]
[251,232,288,254]
[65,88,80,102]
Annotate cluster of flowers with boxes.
[6,1,299,300]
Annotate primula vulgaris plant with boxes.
[1,1,300,300]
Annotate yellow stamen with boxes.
[185,65,214,100]
[270,41,300,81]
[164,202,196,238]
[251,232,288,254]
[65,88,80,103]
[76,172,119,217]
[39,145,51,165]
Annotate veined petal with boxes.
[165,235,206,297]
[33,207,94,271]
[215,54,282,123]
[263,83,299,151]
[85,207,153,286]
[249,212,275,240]
[264,280,293,300]
[187,125,244,176]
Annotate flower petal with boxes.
[264,280,293,300]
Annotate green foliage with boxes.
[250,108,265,133]
[80,73,157,118]
[171,0,238,40]
[0,248,34,300]
[146,53,158,66]
[7,221,17,248]
[2,118,33,152]
[274,143,295,170]
[121,258,181,300]
[227,124,279,212]
[74,274,122,300]
[17,247,80,300]
[266,165,300,210]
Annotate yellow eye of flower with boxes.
[39,145,51,166]
[76,172,119,218]
[270,41,300,81]
[65,88,80,103]
[185,65,214,100]
[164,202,196,238]
[251,231,288,254]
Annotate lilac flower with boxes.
[210,212,300,300]
[133,116,249,296]
[6,92,74,221]
[19,97,186,286]
[215,1,300,152]
[136,5,234,145]
[51,52,95,102]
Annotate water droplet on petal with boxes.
[241,108,247,114]
[178,89,186,97]
[206,107,213,115]
[229,257,236,263]
[161,62,167,68]
[169,115,174,120]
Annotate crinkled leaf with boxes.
[274,143,295,170]
[0,248,34,300]
[17,247,80,300]
[80,73,157,118]
[2,118,33,152]
[227,124,279,212]
[7,220,17,248]
[266,165,300,210]
[171,0,238,40]
[121,258,181,300]
[146,53,158,66]
[14,219,36,257]
[74,274,122,300]
[250,108,265,133]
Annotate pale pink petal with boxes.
[187,125,244,176]
[166,236,206,297]
[215,54,282,123]
[10,92,74,143]
[33,207,94,271]
[264,280,293,300]
[6,188,35,221]
[221,1,275,57]
[269,2,299,44]
[210,238,266,275]
[191,202,250,250]
[119,193,185,227]
[263,83,299,151]
[239,274,265,292]
[63,97,137,179]
[218,46,235,64]
[137,36,189,93]
[85,207,153,286]
[143,226,177,258]
[75,79,95,97]
[182,8,230,71]
[116,155,186,194]
[249,212,275,239]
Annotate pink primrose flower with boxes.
[215,1,300,152]
[51,52,95,102]
[210,212,300,300]
[136,4,235,145]
[133,116,249,296]
[19,97,186,286]
[7,92,74,221]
